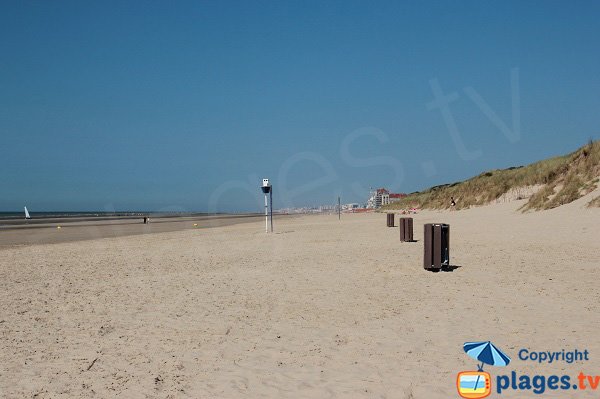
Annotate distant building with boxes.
[381,192,390,206]
[367,188,388,208]
[367,188,406,208]
[342,203,360,211]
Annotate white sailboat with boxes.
[24,206,31,219]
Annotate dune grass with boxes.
[384,140,600,212]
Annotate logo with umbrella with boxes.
[457,341,511,399]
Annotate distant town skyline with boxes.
[2,1,599,212]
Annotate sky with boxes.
[1,1,599,212]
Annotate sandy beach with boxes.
[1,195,599,398]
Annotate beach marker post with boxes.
[423,223,450,270]
[399,217,414,242]
[386,213,395,227]
[261,178,273,233]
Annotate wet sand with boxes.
[0,214,285,248]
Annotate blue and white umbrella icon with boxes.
[463,341,511,392]
[464,341,511,369]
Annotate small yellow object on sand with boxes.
[193,223,198,227]
[57,226,61,229]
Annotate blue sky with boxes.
[1,1,599,212]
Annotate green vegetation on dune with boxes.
[384,140,600,212]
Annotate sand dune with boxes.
[1,196,599,398]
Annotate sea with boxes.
[0,211,211,221]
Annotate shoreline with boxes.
[0,213,296,248]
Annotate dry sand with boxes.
[1,195,599,398]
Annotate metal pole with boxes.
[264,193,268,233]
[338,196,341,220]
[270,189,273,232]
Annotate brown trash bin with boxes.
[386,213,395,227]
[423,223,450,270]
[399,217,414,242]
